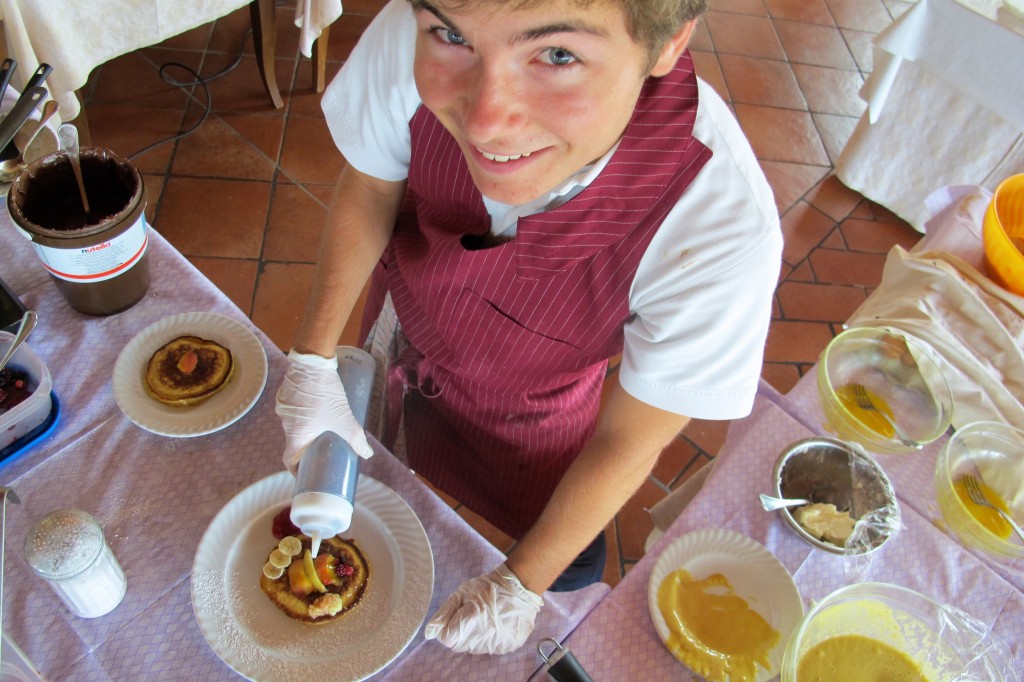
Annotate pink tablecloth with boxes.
[0,214,607,680]
[561,185,1024,678]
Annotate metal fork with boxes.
[848,384,921,449]
[961,474,1024,543]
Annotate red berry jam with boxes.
[0,367,33,415]
[271,506,301,539]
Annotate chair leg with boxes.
[312,26,331,94]
[249,0,284,109]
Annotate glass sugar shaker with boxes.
[24,509,127,618]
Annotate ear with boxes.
[648,19,697,77]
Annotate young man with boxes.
[275,0,782,655]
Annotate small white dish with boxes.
[648,528,803,682]
[112,311,268,437]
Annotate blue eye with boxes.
[433,26,467,46]
[542,48,577,66]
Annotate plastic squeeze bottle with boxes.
[290,347,375,557]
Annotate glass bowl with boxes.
[772,437,899,555]
[935,420,1024,559]
[817,327,953,454]
[781,583,1018,682]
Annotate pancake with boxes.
[259,534,370,624]
[144,336,233,406]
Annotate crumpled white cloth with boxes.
[424,563,544,655]
[846,246,1024,433]
[275,349,373,471]
[0,0,249,121]
[294,0,343,58]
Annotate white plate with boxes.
[112,312,268,437]
[647,529,803,682]
[191,471,434,682]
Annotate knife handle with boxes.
[0,59,16,104]
[23,63,52,93]
[0,85,47,154]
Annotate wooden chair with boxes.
[250,0,332,110]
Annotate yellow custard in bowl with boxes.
[796,634,928,681]
[781,583,1016,682]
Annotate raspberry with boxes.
[339,564,355,577]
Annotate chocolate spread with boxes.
[8,148,150,317]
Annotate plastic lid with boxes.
[290,491,353,557]
[24,509,103,580]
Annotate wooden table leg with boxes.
[312,26,331,94]
[250,0,284,109]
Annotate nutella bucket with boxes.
[8,148,149,316]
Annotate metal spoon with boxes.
[0,100,59,182]
[57,123,90,217]
[0,310,37,372]
[759,493,812,512]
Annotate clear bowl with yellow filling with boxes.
[817,327,953,454]
[780,583,1017,682]
[935,420,1024,559]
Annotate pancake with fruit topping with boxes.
[259,508,369,624]
[144,336,233,406]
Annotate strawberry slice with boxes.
[176,350,199,374]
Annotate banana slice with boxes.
[269,549,292,569]
[263,562,285,580]
[278,536,302,556]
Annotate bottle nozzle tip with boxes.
[310,531,322,558]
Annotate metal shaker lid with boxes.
[24,509,104,580]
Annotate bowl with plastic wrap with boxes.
[817,327,953,454]
[772,436,899,555]
[781,582,1019,682]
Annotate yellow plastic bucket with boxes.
[982,173,1024,296]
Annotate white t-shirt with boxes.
[321,0,782,420]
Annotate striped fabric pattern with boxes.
[375,52,712,538]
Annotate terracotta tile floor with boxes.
[76,0,924,588]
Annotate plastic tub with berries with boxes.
[0,331,58,463]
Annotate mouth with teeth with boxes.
[477,148,533,163]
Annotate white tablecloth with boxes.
[0,211,607,680]
[836,0,1024,232]
[562,186,1024,678]
[0,0,343,122]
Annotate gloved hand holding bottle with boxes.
[275,350,374,472]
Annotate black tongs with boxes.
[0,62,53,159]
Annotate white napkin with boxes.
[294,0,343,58]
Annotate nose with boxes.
[461,63,526,142]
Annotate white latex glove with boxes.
[275,350,374,471]
[423,563,544,655]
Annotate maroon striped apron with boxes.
[361,53,712,538]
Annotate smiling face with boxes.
[412,0,693,205]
